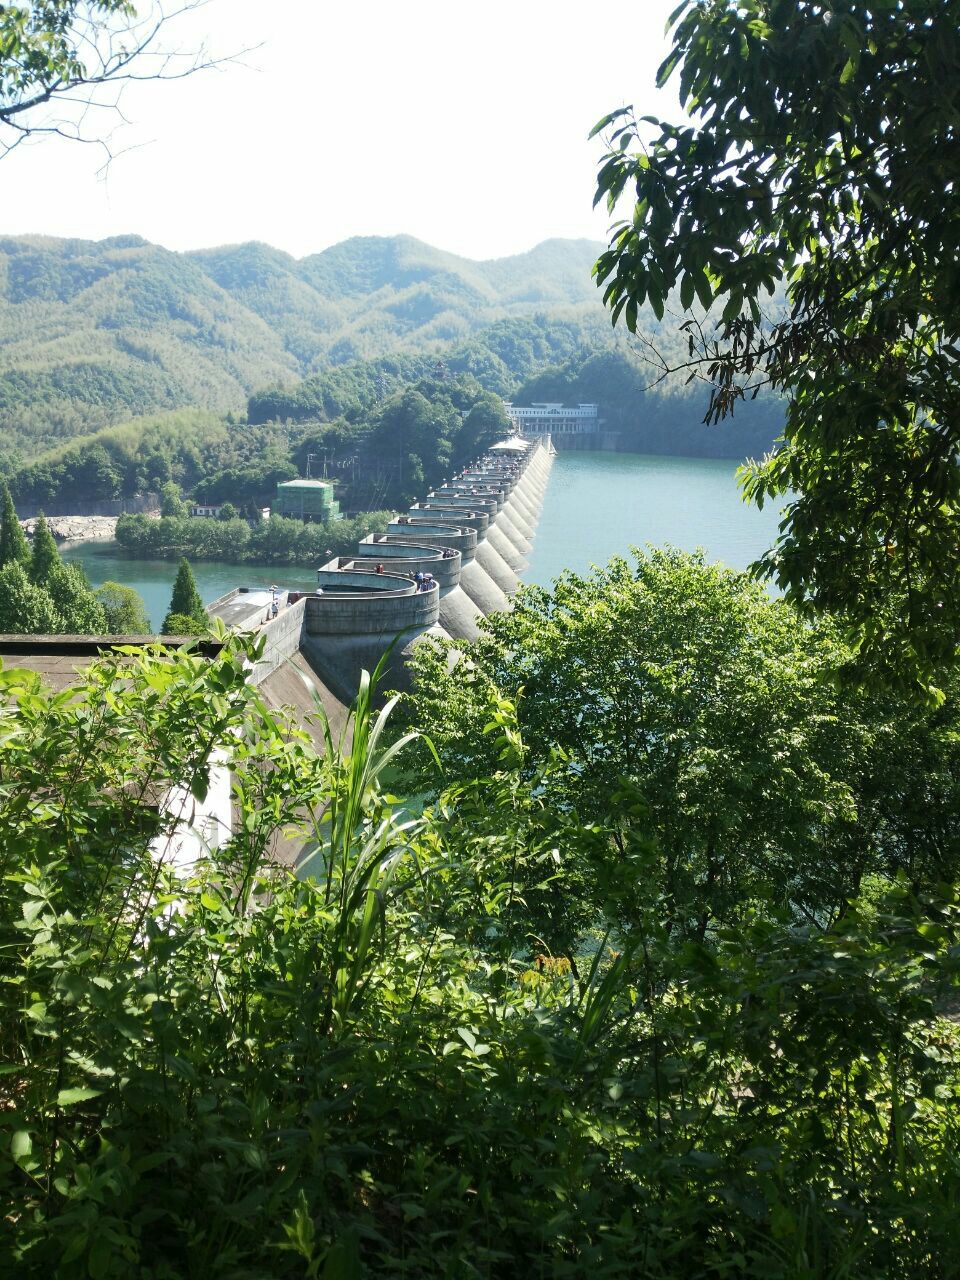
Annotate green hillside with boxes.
[0,232,608,466]
[0,231,786,503]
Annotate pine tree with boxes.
[162,559,206,633]
[0,481,30,568]
[29,514,60,588]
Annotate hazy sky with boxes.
[7,0,680,261]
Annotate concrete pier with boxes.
[354,536,482,641]
[430,491,529,565]
[207,437,553,706]
[403,505,519,598]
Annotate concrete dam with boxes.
[218,437,555,731]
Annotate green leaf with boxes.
[57,1087,102,1106]
[11,1130,31,1159]
[693,269,713,310]
[457,1026,477,1051]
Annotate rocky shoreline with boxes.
[20,514,119,543]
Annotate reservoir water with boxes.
[523,451,785,588]
[63,453,787,629]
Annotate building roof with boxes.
[490,436,530,452]
[277,479,334,491]
[0,636,225,691]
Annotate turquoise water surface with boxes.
[523,451,785,587]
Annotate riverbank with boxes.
[22,514,121,542]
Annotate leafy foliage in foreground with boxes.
[592,0,960,685]
[1,579,959,1275]
[403,550,960,935]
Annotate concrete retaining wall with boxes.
[249,597,307,686]
[409,503,490,535]
[315,568,414,593]
[352,542,461,591]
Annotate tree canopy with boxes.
[403,549,960,938]
[0,1,229,159]
[592,0,960,688]
[0,479,29,567]
[95,580,152,633]
[3,630,960,1276]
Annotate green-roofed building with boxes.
[274,479,340,524]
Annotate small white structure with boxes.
[503,402,599,435]
[193,503,223,519]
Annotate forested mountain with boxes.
[0,230,784,509]
[0,233,605,464]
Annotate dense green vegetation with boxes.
[95,582,152,634]
[11,368,513,521]
[161,559,208,635]
[592,0,960,685]
[0,485,107,633]
[116,510,396,566]
[4,4,958,1274]
[0,481,152,635]
[3,563,959,1277]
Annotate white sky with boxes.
[5,0,681,261]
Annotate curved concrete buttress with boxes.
[503,493,537,532]
[514,472,544,505]
[428,493,527,565]
[409,503,490,536]
[488,515,529,562]
[437,587,484,641]
[301,628,453,703]
[493,508,533,555]
[485,522,527,573]
[474,539,519,596]
[354,538,460,585]
[459,559,510,615]
[390,518,509,616]
[519,480,547,512]
[353,535,482,643]
[385,521,477,562]
[300,584,444,703]
[427,491,499,521]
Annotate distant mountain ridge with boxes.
[0,231,606,462]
